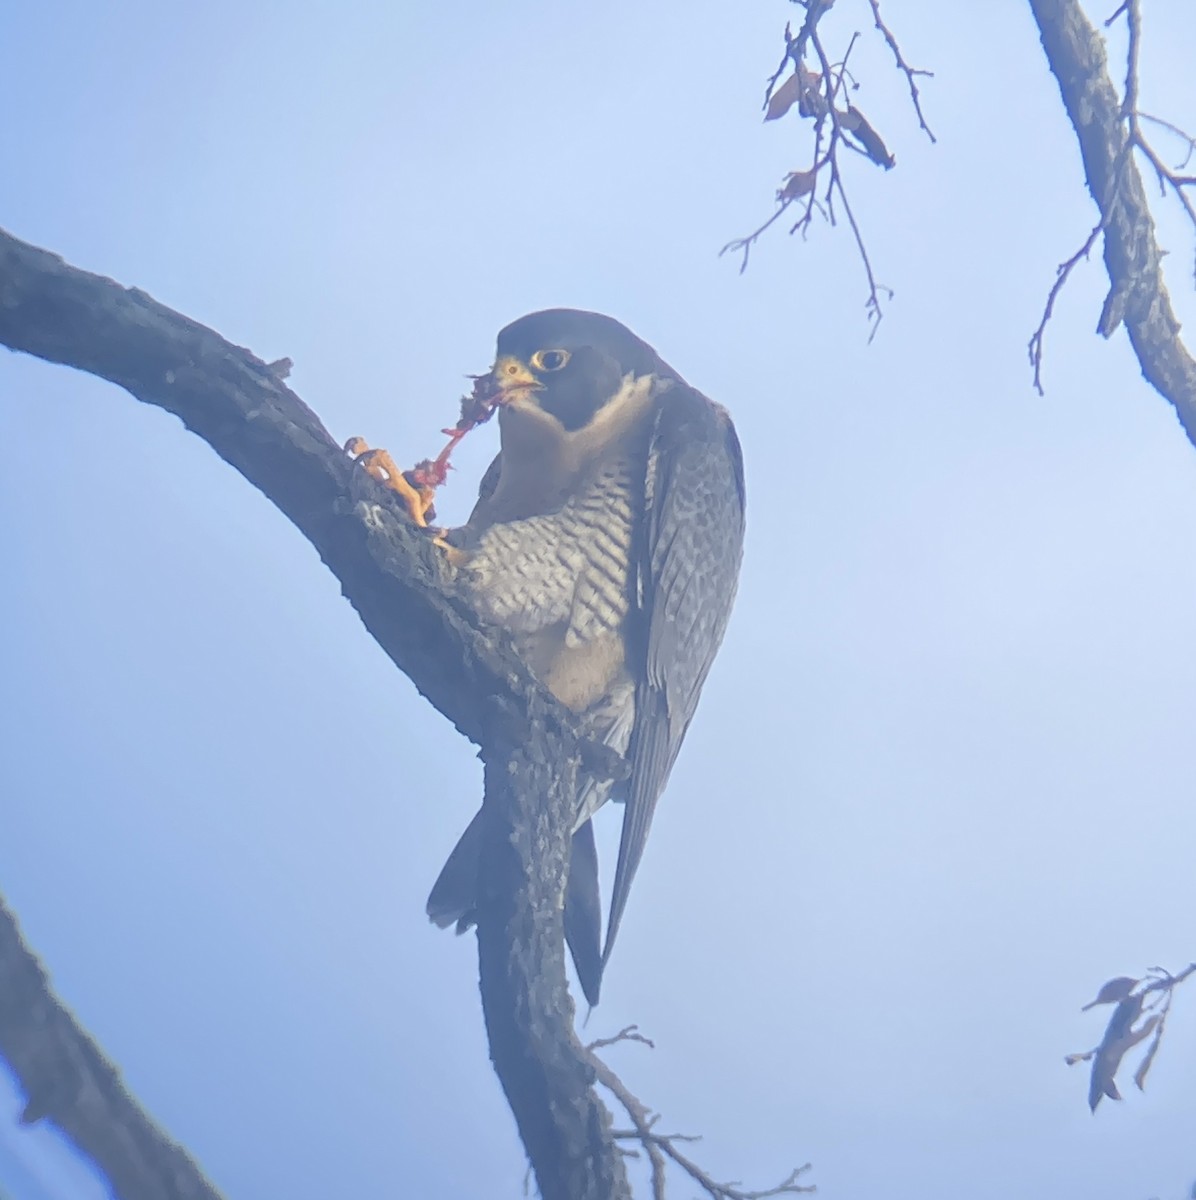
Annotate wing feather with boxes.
[602,383,745,962]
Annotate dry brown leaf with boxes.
[1132,1019,1165,1091]
[843,105,896,169]
[1089,995,1157,1111]
[765,73,803,122]
[1082,976,1139,1011]
[777,169,817,201]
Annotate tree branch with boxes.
[0,893,227,1200]
[479,754,631,1200]
[0,228,597,761]
[1068,962,1196,1111]
[1,225,801,1200]
[722,0,929,334]
[1027,0,1196,436]
[583,1028,814,1200]
[0,226,626,1199]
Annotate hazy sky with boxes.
[2,3,1195,1198]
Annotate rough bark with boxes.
[479,752,630,1200]
[0,226,626,1200]
[1,230,585,757]
[0,896,226,1199]
[1029,0,1196,441]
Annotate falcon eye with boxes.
[531,348,570,372]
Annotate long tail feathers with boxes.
[426,808,484,930]
[426,810,605,1004]
[564,819,603,1006]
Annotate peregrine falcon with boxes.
[371,310,745,1004]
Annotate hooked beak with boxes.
[489,355,541,403]
[460,356,541,430]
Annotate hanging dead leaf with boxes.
[765,73,804,122]
[842,105,896,169]
[777,169,816,201]
[1089,995,1158,1111]
[1081,976,1139,1011]
[1132,1019,1165,1092]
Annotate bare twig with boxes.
[585,1035,815,1200]
[808,26,893,337]
[867,0,937,142]
[1116,0,1196,273]
[586,1025,656,1054]
[720,197,803,274]
[1138,113,1196,169]
[1028,214,1108,394]
[1119,0,1140,117]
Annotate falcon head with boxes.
[487,308,680,431]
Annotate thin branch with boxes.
[833,167,893,339]
[1028,214,1108,394]
[1138,113,1196,169]
[1119,0,1140,118]
[585,1038,814,1200]
[586,1025,656,1054]
[0,893,227,1200]
[1131,133,1196,243]
[1116,0,1196,274]
[719,197,802,274]
[808,27,893,337]
[867,0,937,142]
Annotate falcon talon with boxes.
[425,309,745,1005]
[345,438,433,527]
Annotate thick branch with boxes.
[1028,0,1196,439]
[478,752,631,1200]
[0,894,226,1200]
[0,227,623,1196]
[0,228,606,764]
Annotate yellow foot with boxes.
[345,436,436,527]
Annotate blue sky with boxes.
[2,2,1195,1198]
